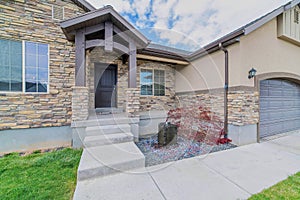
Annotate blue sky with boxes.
[88,0,290,51]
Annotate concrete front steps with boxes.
[78,142,145,181]
[75,113,145,182]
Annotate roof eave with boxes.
[188,29,244,61]
[71,0,96,12]
[187,0,300,61]
[60,6,149,46]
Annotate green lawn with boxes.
[0,148,82,200]
[249,172,300,200]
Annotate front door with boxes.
[95,64,117,108]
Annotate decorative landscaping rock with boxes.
[136,135,236,166]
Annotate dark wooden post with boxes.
[128,42,137,88]
[75,30,86,86]
[105,21,113,52]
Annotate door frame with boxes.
[94,63,118,108]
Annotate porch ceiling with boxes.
[60,5,150,48]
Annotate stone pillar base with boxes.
[72,87,89,121]
[125,88,140,118]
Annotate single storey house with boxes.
[0,0,300,154]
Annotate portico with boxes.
[61,5,150,120]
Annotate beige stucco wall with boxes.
[176,17,300,93]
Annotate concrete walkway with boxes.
[74,131,300,200]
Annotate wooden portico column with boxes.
[128,42,137,88]
[75,29,86,86]
[72,29,89,122]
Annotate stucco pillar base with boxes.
[72,86,89,121]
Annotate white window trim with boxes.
[140,68,166,97]
[0,39,50,94]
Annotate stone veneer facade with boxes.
[0,0,258,131]
[137,60,177,112]
[125,88,140,117]
[86,47,177,112]
[177,89,259,126]
[0,0,85,130]
[72,87,89,121]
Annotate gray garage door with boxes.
[259,79,300,138]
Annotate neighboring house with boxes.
[0,0,299,154]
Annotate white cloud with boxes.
[87,0,291,50]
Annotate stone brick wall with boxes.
[137,60,177,112]
[125,88,140,117]
[72,87,89,121]
[176,89,259,126]
[0,0,85,130]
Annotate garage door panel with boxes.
[268,90,283,97]
[259,79,300,138]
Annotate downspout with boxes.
[219,43,228,139]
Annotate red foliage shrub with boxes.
[167,105,224,145]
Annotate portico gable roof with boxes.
[60,5,150,48]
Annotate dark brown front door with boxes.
[95,64,117,108]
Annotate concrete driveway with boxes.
[74,131,300,200]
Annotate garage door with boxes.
[259,79,300,138]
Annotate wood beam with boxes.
[75,29,86,86]
[113,25,131,43]
[128,42,137,88]
[113,42,129,54]
[84,23,104,35]
[86,39,105,49]
[105,21,113,52]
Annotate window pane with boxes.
[38,81,47,93]
[141,84,153,95]
[154,70,165,96]
[38,68,48,81]
[0,39,22,92]
[38,44,48,55]
[26,80,37,92]
[11,41,22,54]
[140,69,153,95]
[0,40,10,54]
[38,55,48,68]
[25,54,36,67]
[25,41,49,93]
[0,54,9,66]
[11,81,22,91]
[140,69,153,83]
[0,80,9,91]
[11,65,22,81]
[25,42,36,55]
[0,66,9,78]
[25,67,37,80]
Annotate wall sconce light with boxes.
[248,68,257,79]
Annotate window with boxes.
[25,42,49,93]
[154,70,165,96]
[0,39,22,92]
[0,38,49,93]
[52,5,64,20]
[140,69,165,96]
